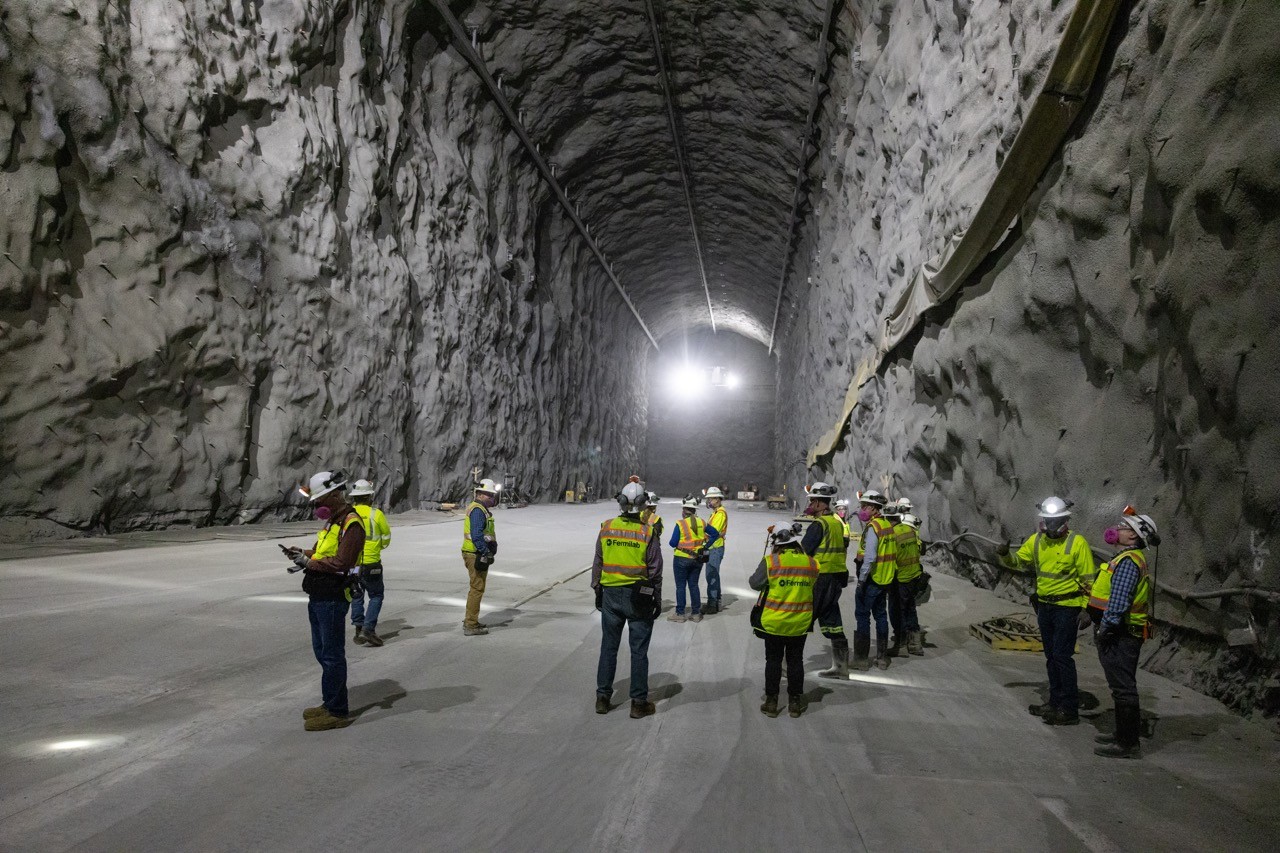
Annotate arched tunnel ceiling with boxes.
[463,0,832,346]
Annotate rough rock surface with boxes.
[0,0,650,536]
[777,0,1280,719]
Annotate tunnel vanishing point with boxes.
[1,1,1278,720]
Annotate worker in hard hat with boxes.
[593,481,664,718]
[668,498,714,622]
[347,479,392,647]
[282,470,366,731]
[833,498,852,538]
[1089,507,1160,758]
[853,489,896,669]
[750,521,820,718]
[798,482,851,678]
[641,491,664,541]
[998,496,1095,726]
[886,500,924,657]
[461,477,501,636]
[701,486,729,614]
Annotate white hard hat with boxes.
[704,486,725,499]
[769,520,804,546]
[646,491,659,507]
[618,481,648,513]
[806,482,837,500]
[883,500,903,517]
[348,478,375,497]
[1119,509,1160,546]
[1037,496,1073,518]
[858,489,887,507]
[300,470,346,502]
[834,498,850,509]
[896,498,913,511]
[903,513,921,530]
[681,498,699,510]
[475,478,501,494]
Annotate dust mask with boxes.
[857,508,872,523]
[314,505,333,522]
[1103,527,1121,546]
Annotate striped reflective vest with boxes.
[760,549,820,637]
[353,503,391,565]
[707,506,728,550]
[1088,549,1151,631]
[893,522,922,582]
[313,512,364,559]
[1015,532,1093,606]
[857,516,897,585]
[598,516,652,586]
[811,513,848,574]
[674,515,707,558]
[461,501,495,553]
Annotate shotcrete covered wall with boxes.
[775,0,1280,718]
[0,0,650,538]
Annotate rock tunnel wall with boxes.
[0,0,651,538]
[776,0,1280,719]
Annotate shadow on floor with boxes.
[349,678,478,719]
[1004,680,1102,712]
[662,677,754,708]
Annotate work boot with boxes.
[874,638,891,670]
[595,695,611,715]
[1094,731,1118,745]
[850,633,872,671]
[760,695,780,718]
[887,636,903,658]
[703,600,718,615]
[304,711,354,731]
[630,700,657,719]
[667,611,687,623]
[1095,704,1142,758]
[353,627,366,645]
[688,613,703,623]
[1028,702,1052,717]
[463,625,489,636]
[907,631,924,656]
[302,705,328,720]
[787,695,808,718]
[818,642,850,679]
[362,630,385,647]
[1042,708,1080,726]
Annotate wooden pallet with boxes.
[969,614,1080,653]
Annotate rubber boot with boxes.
[850,633,872,671]
[760,695,780,718]
[1095,704,1142,758]
[874,637,891,670]
[818,641,850,679]
[907,630,924,656]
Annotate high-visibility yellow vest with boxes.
[674,515,707,558]
[760,549,819,637]
[838,516,851,539]
[313,512,364,559]
[857,516,897,585]
[640,509,663,541]
[1088,549,1151,631]
[707,506,728,549]
[598,516,652,586]
[1014,532,1093,606]
[811,513,848,574]
[353,503,391,565]
[461,501,495,553]
[893,522,922,582]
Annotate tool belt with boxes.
[359,562,383,577]
[1036,591,1081,604]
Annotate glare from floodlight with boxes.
[726,373,741,389]
[669,363,705,400]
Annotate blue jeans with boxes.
[597,586,654,701]
[1038,602,1080,714]
[704,547,724,603]
[350,566,385,632]
[854,580,889,641]
[672,556,703,615]
[308,599,349,716]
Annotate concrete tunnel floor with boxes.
[1,502,1277,852]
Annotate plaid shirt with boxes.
[1102,555,1142,627]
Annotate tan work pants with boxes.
[463,551,487,628]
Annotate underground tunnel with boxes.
[1,0,1278,848]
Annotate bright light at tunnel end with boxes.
[668,363,707,400]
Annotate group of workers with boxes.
[283,469,1161,759]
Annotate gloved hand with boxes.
[288,552,312,573]
[477,553,495,568]
[695,548,710,565]
[1096,621,1120,651]
[996,541,1010,557]
[485,537,498,557]
[1076,610,1093,631]
[594,587,603,612]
